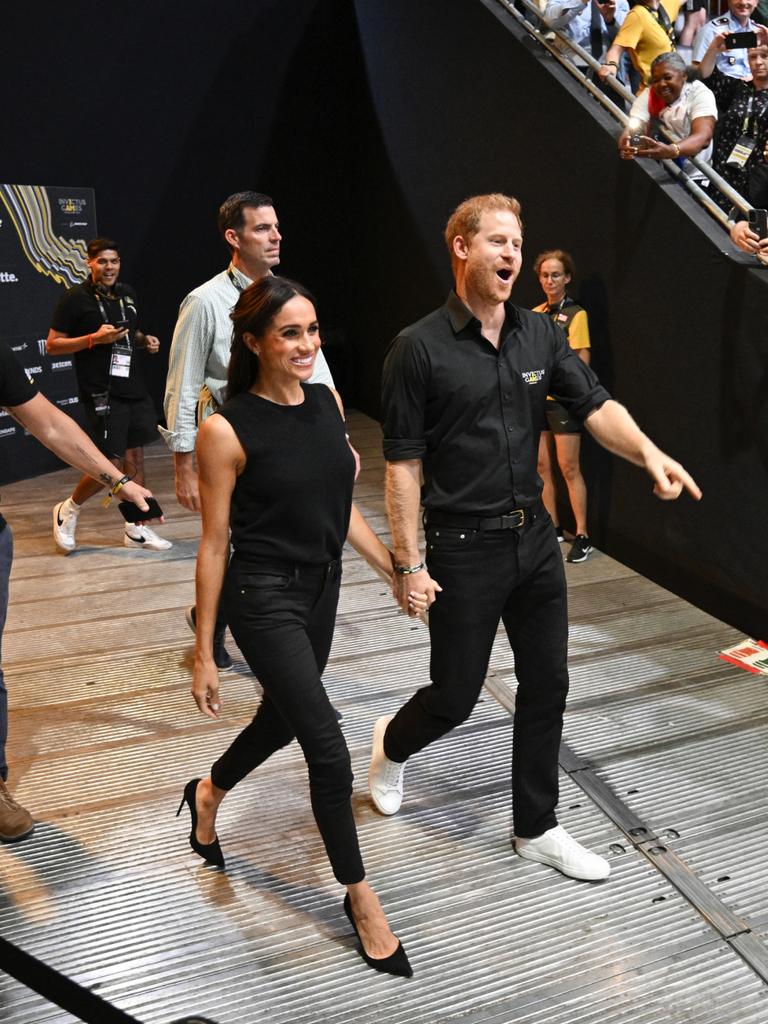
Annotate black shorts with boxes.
[544,399,581,436]
[81,392,158,458]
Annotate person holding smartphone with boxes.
[617,52,717,179]
[692,0,764,112]
[46,238,172,553]
[0,342,157,841]
[712,44,768,210]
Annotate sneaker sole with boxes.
[52,504,76,553]
[124,537,173,551]
[567,548,593,564]
[515,842,610,880]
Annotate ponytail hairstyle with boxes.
[227,276,316,400]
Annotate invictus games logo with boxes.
[58,197,86,214]
[521,369,545,385]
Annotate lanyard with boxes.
[647,2,675,43]
[92,286,130,347]
[547,295,571,317]
[227,268,246,294]
[742,93,756,137]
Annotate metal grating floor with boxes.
[1,411,766,1023]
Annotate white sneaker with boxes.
[515,825,611,881]
[368,715,406,815]
[52,500,78,552]
[124,524,173,551]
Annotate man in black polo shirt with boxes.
[369,193,700,881]
[47,237,171,553]
[0,342,155,841]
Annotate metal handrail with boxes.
[494,0,751,225]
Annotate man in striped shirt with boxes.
[161,191,333,511]
[161,191,334,668]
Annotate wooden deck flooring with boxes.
[1,411,766,1024]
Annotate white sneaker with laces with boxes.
[368,715,406,815]
[515,824,611,881]
[52,500,79,552]
[124,523,173,551]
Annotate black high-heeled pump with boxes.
[343,893,413,978]
[176,778,225,868]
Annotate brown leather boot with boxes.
[0,779,34,841]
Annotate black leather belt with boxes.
[424,508,531,531]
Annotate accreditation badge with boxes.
[109,340,132,378]
[726,136,756,168]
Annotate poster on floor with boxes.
[0,184,97,485]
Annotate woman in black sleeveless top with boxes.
[178,277,422,978]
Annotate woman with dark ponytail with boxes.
[177,276,426,977]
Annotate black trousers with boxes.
[384,508,569,839]
[211,557,365,885]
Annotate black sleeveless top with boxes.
[218,383,355,564]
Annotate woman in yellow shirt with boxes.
[532,250,593,564]
[598,0,682,89]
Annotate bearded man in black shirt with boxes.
[369,193,700,881]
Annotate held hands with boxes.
[192,658,221,720]
[93,323,129,345]
[643,448,702,501]
[598,63,618,80]
[390,566,442,617]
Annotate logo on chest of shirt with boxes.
[521,369,545,385]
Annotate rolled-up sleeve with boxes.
[160,293,214,453]
[381,335,429,462]
[549,328,611,421]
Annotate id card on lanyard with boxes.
[109,341,132,378]
[94,290,133,380]
[727,94,758,168]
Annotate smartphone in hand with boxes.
[748,207,768,240]
[724,30,757,49]
[118,497,164,523]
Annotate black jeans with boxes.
[384,508,569,838]
[212,557,365,885]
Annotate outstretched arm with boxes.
[9,392,153,510]
[584,399,702,500]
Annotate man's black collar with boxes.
[445,290,521,334]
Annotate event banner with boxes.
[0,184,96,484]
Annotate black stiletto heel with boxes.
[176,778,225,868]
[343,893,413,977]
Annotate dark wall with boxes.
[3,0,767,635]
[2,0,365,406]
[350,0,768,638]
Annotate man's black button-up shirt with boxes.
[382,291,611,515]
